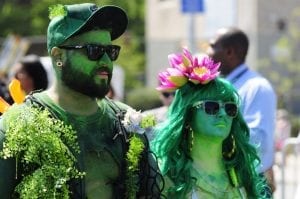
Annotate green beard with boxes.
[61,59,111,99]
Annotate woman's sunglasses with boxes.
[162,92,175,98]
[193,100,238,118]
[58,44,121,61]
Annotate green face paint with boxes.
[60,30,114,98]
[190,101,233,139]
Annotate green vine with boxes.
[125,135,145,199]
[140,114,156,129]
[121,109,157,198]
[0,105,84,198]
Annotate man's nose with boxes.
[97,53,112,66]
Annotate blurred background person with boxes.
[143,90,174,123]
[143,90,174,141]
[275,109,291,151]
[106,84,116,100]
[0,77,12,104]
[11,54,49,95]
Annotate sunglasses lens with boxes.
[162,92,175,98]
[87,45,105,60]
[225,103,238,117]
[194,101,238,117]
[204,101,219,115]
[107,46,120,61]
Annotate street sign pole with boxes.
[181,0,204,53]
[188,14,196,52]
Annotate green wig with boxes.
[151,78,269,198]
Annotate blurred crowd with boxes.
[0,54,49,105]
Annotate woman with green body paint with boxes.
[151,48,271,198]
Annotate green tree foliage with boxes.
[258,7,300,114]
[0,0,146,91]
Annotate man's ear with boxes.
[50,47,63,59]
[50,47,64,69]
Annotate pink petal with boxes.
[166,68,185,76]
[168,53,183,68]
[182,48,193,62]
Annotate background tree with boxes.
[258,7,300,136]
[258,7,300,114]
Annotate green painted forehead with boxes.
[64,30,111,45]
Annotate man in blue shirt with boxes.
[206,27,277,193]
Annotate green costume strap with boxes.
[104,98,166,198]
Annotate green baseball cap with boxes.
[47,3,128,53]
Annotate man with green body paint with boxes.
[0,3,163,198]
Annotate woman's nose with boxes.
[217,107,227,117]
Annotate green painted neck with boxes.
[46,79,99,115]
[191,133,225,174]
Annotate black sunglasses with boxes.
[162,92,175,98]
[193,100,238,118]
[58,44,121,61]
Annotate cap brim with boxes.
[74,6,128,40]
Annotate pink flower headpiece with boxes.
[157,47,220,92]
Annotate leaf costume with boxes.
[0,92,164,198]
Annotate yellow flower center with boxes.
[194,67,208,76]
